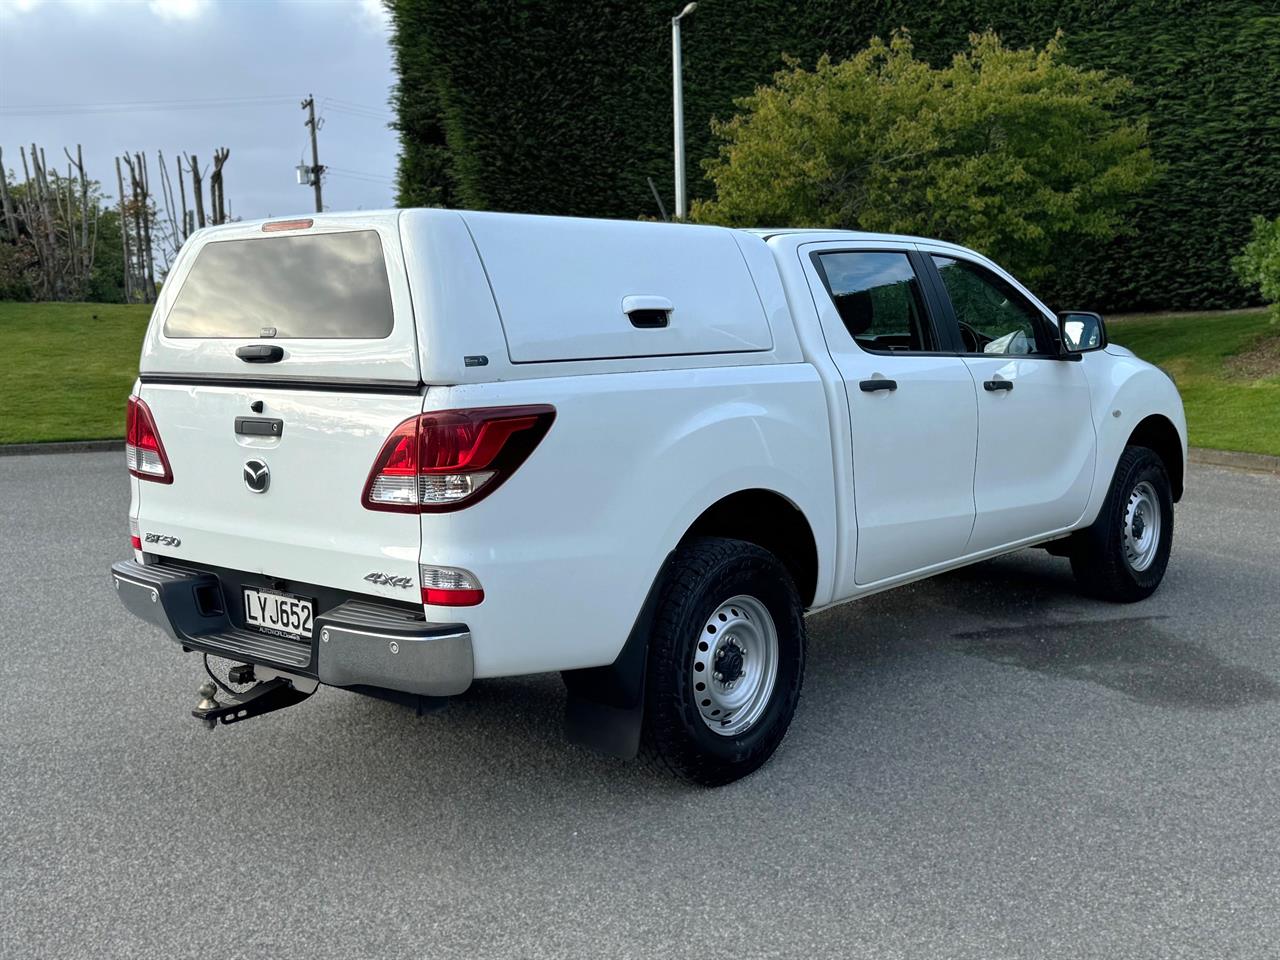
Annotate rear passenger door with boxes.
[922,251,1097,551]
[802,244,978,585]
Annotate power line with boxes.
[0,95,300,117]
[326,97,394,115]
[327,168,395,185]
[325,104,393,123]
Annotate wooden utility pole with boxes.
[301,94,324,213]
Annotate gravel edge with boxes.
[0,439,124,457]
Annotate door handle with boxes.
[234,416,284,437]
[622,295,672,328]
[983,379,1013,392]
[236,344,284,363]
[859,378,898,393]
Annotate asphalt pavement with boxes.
[2,452,1278,959]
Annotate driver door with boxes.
[922,251,1097,551]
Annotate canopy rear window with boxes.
[164,230,394,339]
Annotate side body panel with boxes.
[1078,348,1188,525]
[417,366,835,678]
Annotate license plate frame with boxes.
[242,586,314,641]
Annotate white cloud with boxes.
[0,0,45,17]
[149,0,208,20]
[357,0,387,30]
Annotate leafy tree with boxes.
[692,30,1157,285]
[86,208,127,304]
[1234,215,1280,321]
[1,168,126,302]
[0,238,34,300]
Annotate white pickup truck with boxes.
[112,210,1186,784]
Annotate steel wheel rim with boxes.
[690,594,779,737]
[1122,480,1161,573]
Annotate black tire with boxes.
[1070,445,1174,602]
[640,536,805,786]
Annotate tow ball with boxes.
[192,675,315,729]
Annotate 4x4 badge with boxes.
[243,459,270,494]
[364,572,413,589]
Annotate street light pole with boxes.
[671,2,697,220]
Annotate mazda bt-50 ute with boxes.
[112,210,1186,785]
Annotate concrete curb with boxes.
[1189,447,1280,475]
[0,439,124,457]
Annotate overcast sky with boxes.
[0,0,399,221]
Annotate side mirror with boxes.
[1056,311,1107,358]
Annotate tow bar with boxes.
[192,674,315,729]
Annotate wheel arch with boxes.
[563,486,821,760]
[1127,413,1185,502]
[677,488,820,608]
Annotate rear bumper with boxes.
[110,560,473,697]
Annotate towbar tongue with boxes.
[192,677,314,729]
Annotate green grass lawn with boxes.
[1109,308,1280,457]
[0,302,151,444]
[1,300,1277,455]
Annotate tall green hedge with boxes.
[389,0,1280,312]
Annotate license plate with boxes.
[243,587,314,640]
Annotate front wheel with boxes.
[640,537,805,786]
[1070,445,1174,602]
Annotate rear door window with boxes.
[165,230,394,339]
[812,251,937,353]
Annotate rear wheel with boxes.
[640,537,805,786]
[1070,445,1174,602]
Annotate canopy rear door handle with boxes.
[236,344,284,363]
[859,378,898,392]
[622,295,672,329]
[983,379,1014,392]
[235,417,284,437]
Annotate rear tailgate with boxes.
[133,214,424,602]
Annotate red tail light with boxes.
[125,396,173,484]
[420,565,485,606]
[362,405,555,513]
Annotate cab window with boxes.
[931,255,1048,356]
[813,251,936,353]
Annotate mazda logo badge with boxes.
[243,459,270,494]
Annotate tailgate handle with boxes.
[235,417,284,437]
[623,295,672,329]
[236,344,284,363]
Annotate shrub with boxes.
[692,30,1156,287]
[1234,215,1280,321]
